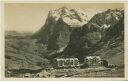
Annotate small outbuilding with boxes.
[84,56,104,68]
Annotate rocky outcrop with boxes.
[33,7,100,51]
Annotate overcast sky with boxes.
[5,3,124,32]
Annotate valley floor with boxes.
[6,67,124,78]
[51,68,124,77]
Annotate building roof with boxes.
[85,56,101,59]
[55,58,78,61]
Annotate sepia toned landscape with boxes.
[5,3,124,78]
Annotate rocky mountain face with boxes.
[33,7,101,51]
[61,9,124,65]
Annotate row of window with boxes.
[54,59,79,67]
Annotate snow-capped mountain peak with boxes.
[47,7,102,27]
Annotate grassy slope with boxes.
[5,31,50,70]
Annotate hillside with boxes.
[5,31,50,70]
